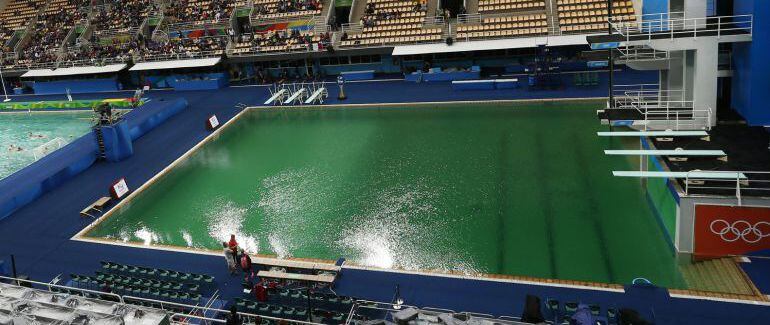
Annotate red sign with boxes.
[694,204,770,258]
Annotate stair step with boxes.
[679,258,755,295]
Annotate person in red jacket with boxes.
[240,249,252,273]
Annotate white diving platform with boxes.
[604,149,726,156]
[612,171,747,179]
[597,131,709,137]
[264,89,288,105]
[284,88,307,105]
[304,87,327,104]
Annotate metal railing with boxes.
[609,13,753,41]
[137,47,225,62]
[640,103,712,131]
[0,274,324,325]
[229,43,324,57]
[684,171,770,204]
[615,45,670,63]
[0,274,124,304]
[345,300,526,325]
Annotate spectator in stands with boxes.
[519,295,545,324]
[570,304,597,325]
[223,242,237,275]
[225,305,243,325]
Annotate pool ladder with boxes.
[93,125,107,161]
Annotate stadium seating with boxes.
[456,13,548,40]
[252,0,323,20]
[478,0,545,14]
[163,0,238,23]
[91,0,154,33]
[17,0,90,67]
[556,0,637,33]
[340,0,443,47]
[231,30,330,55]
[139,36,228,60]
[67,261,215,306]
[0,0,45,44]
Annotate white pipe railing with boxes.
[609,13,753,41]
[684,171,770,205]
[0,274,125,304]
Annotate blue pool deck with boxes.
[2,76,770,324]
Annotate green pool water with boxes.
[86,102,687,288]
[0,112,93,180]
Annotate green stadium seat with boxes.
[295,308,308,320]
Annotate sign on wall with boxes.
[694,204,770,258]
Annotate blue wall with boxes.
[643,0,669,16]
[32,78,121,95]
[731,0,770,126]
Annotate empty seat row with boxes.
[100,261,214,284]
[457,27,547,40]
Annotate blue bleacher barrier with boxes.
[101,120,134,162]
[452,80,495,90]
[494,79,520,89]
[126,98,188,140]
[168,73,229,91]
[0,99,189,221]
[340,70,375,81]
[405,70,480,82]
[32,78,121,95]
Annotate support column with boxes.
[691,41,719,126]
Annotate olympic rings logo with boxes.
[709,219,770,243]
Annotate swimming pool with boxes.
[0,112,93,180]
[82,101,688,289]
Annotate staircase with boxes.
[426,0,438,16]
[679,257,758,296]
[544,0,560,35]
[465,0,478,14]
[93,125,107,160]
[348,0,366,25]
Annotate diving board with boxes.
[597,131,709,137]
[604,150,726,156]
[612,171,747,179]
[284,88,307,105]
[304,87,327,104]
[264,89,288,105]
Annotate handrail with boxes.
[124,295,324,325]
[0,274,124,304]
[609,14,753,41]
[172,313,226,324]
[345,300,522,325]
[684,171,770,204]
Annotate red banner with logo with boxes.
[694,205,770,258]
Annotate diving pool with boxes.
[82,101,688,289]
[0,112,93,180]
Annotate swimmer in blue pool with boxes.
[28,132,46,139]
